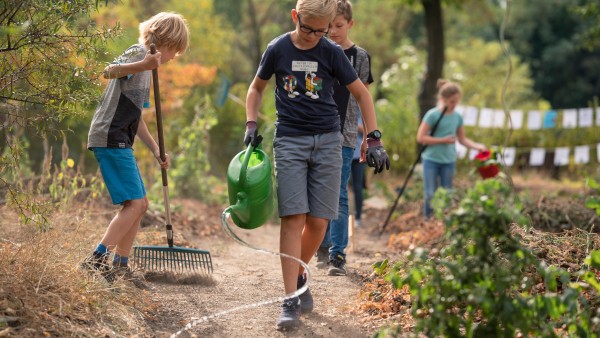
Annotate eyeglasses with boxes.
[297,14,329,37]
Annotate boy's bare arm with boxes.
[246,76,268,122]
[103,50,162,79]
[137,118,170,167]
[136,118,160,157]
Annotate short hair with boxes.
[437,79,461,99]
[296,0,337,22]
[138,12,189,54]
[336,0,353,21]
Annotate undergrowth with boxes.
[0,205,151,337]
[367,178,600,337]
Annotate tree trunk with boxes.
[247,0,263,69]
[418,0,445,120]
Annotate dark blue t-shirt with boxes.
[257,33,359,136]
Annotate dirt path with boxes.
[139,207,400,338]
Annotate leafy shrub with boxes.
[377,179,598,337]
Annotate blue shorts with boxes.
[273,131,342,219]
[92,147,146,205]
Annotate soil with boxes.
[134,198,404,338]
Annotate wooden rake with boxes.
[132,44,213,274]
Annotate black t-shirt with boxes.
[257,33,358,136]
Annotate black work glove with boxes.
[244,121,258,146]
[366,138,391,174]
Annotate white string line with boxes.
[171,208,311,337]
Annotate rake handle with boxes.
[379,106,448,234]
[150,44,173,247]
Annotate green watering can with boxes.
[227,138,274,229]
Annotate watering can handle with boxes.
[239,135,263,187]
[239,143,253,188]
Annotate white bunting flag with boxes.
[455,142,467,159]
[456,105,465,117]
[597,108,600,126]
[529,148,546,166]
[493,109,506,128]
[554,147,570,166]
[527,110,542,130]
[463,106,479,126]
[509,110,524,129]
[478,108,494,128]
[501,147,516,167]
[575,145,590,164]
[562,109,578,128]
[578,108,594,127]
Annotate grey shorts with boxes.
[273,131,342,219]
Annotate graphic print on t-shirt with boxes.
[283,75,300,98]
[291,60,322,100]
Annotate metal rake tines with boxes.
[133,246,213,273]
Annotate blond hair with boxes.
[436,79,461,99]
[336,0,353,21]
[138,12,189,54]
[296,0,338,21]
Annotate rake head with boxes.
[133,245,213,273]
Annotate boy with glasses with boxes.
[244,0,389,330]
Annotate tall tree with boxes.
[417,0,445,119]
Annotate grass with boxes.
[0,203,151,337]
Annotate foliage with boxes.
[447,38,543,110]
[166,0,234,68]
[572,2,600,50]
[377,179,598,337]
[214,0,298,82]
[0,0,118,225]
[585,177,600,217]
[508,0,600,108]
[377,43,423,172]
[351,0,414,84]
[168,93,225,203]
[0,0,118,124]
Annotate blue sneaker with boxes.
[297,274,313,313]
[276,297,300,331]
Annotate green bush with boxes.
[377,179,598,337]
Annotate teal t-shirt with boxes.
[421,107,463,164]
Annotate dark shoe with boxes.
[80,253,110,276]
[297,274,313,313]
[315,247,329,269]
[104,266,150,289]
[327,254,347,276]
[276,297,301,331]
